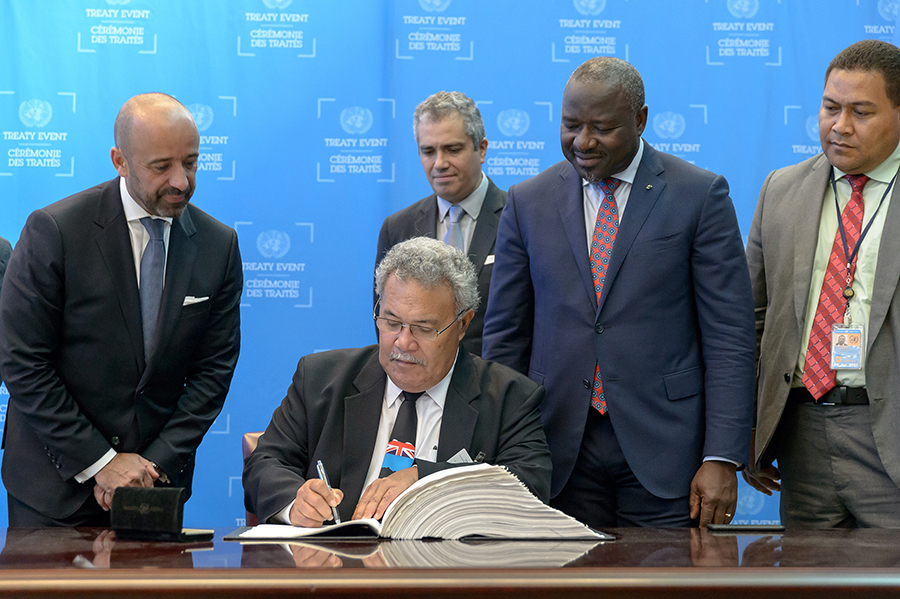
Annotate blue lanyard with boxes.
[828,166,897,299]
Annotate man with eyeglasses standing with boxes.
[243,237,551,527]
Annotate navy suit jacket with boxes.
[375,178,506,356]
[242,345,551,523]
[0,178,242,519]
[483,145,756,499]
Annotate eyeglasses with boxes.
[374,302,467,342]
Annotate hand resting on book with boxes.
[353,466,419,521]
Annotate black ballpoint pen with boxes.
[315,459,342,524]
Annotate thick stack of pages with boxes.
[233,463,611,541]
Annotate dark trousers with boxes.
[550,408,692,529]
[8,492,109,527]
[777,400,900,528]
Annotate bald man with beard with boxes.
[0,93,242,526]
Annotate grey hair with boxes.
[413,91,486,149]
[375,237,480,314]
[568,57,645,117]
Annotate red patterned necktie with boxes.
[589,178,620,413]
[802,173,868,400]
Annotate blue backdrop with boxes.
[1,0,897,528]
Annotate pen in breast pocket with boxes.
[315,459,342,524]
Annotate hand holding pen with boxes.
[288,460,344,527]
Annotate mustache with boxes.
[159,185,191,198]
[388,350,425,365]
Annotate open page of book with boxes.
[237,519,382,540]
[380,463,611,541]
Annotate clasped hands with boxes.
[289,466,418,527]
[92,453,162,511]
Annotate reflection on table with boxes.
[0,527,898,597]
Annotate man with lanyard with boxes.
[745,39,900,527]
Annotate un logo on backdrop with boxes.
[879,0,900,21]
[187,104,214,132]
[19,99,52,128]
[497,109,530,137]
[105,0,131,5]
[805,115,819,143]
[652,112,685,140]
[340,107,374,135]
[727,0,759,19]
[736,488,766,517]
[257,230,291,259]
[574,0,606,15]
[262,0,293,9]
[419,0,451,12]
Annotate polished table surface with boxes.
[1,527,900,597]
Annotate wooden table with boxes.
[0,527,899,597]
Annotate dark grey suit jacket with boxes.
[0,178,242,519]
[375,178,506,356]
[242,345,551,523]
[748,153,900,487]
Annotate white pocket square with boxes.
[183,296,210,306]
[484,255,495,266]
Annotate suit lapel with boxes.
[436,347,479,461]
[93,179,145,371]
[597,145,664,314]
[139,207,198,384]
[868,178,900,348]
[416,195,439,238]
[467,179,504,276]
[340,351,386,511]
[792,156,831,329]
[556,166,597,307]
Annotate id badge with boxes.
[830,325,864,370]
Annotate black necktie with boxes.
[379,391,423,477]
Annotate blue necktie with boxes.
[140,217,166,359]
[444,204,465,251]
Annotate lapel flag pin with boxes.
[646,185,653,190]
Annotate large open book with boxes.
[228,463,611,541]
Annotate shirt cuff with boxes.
[274,500,294,525]
[703,455,743,470]
[75,448,116,483]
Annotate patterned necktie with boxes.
[802,174,868,399]
[444,204,465,251]
[380,391,423,477]
[589,178,620,414]
[140,217,166,360]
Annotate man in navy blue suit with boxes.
[483,56,756,528]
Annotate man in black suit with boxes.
[244,237,550,526]
[376,91,504,356]
[0,93,242,526]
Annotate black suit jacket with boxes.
[375,178,506,356]
[0,178,242,519]
[0,235,11,388]
[242,345,551,524]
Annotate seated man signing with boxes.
[243,237,551,526]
